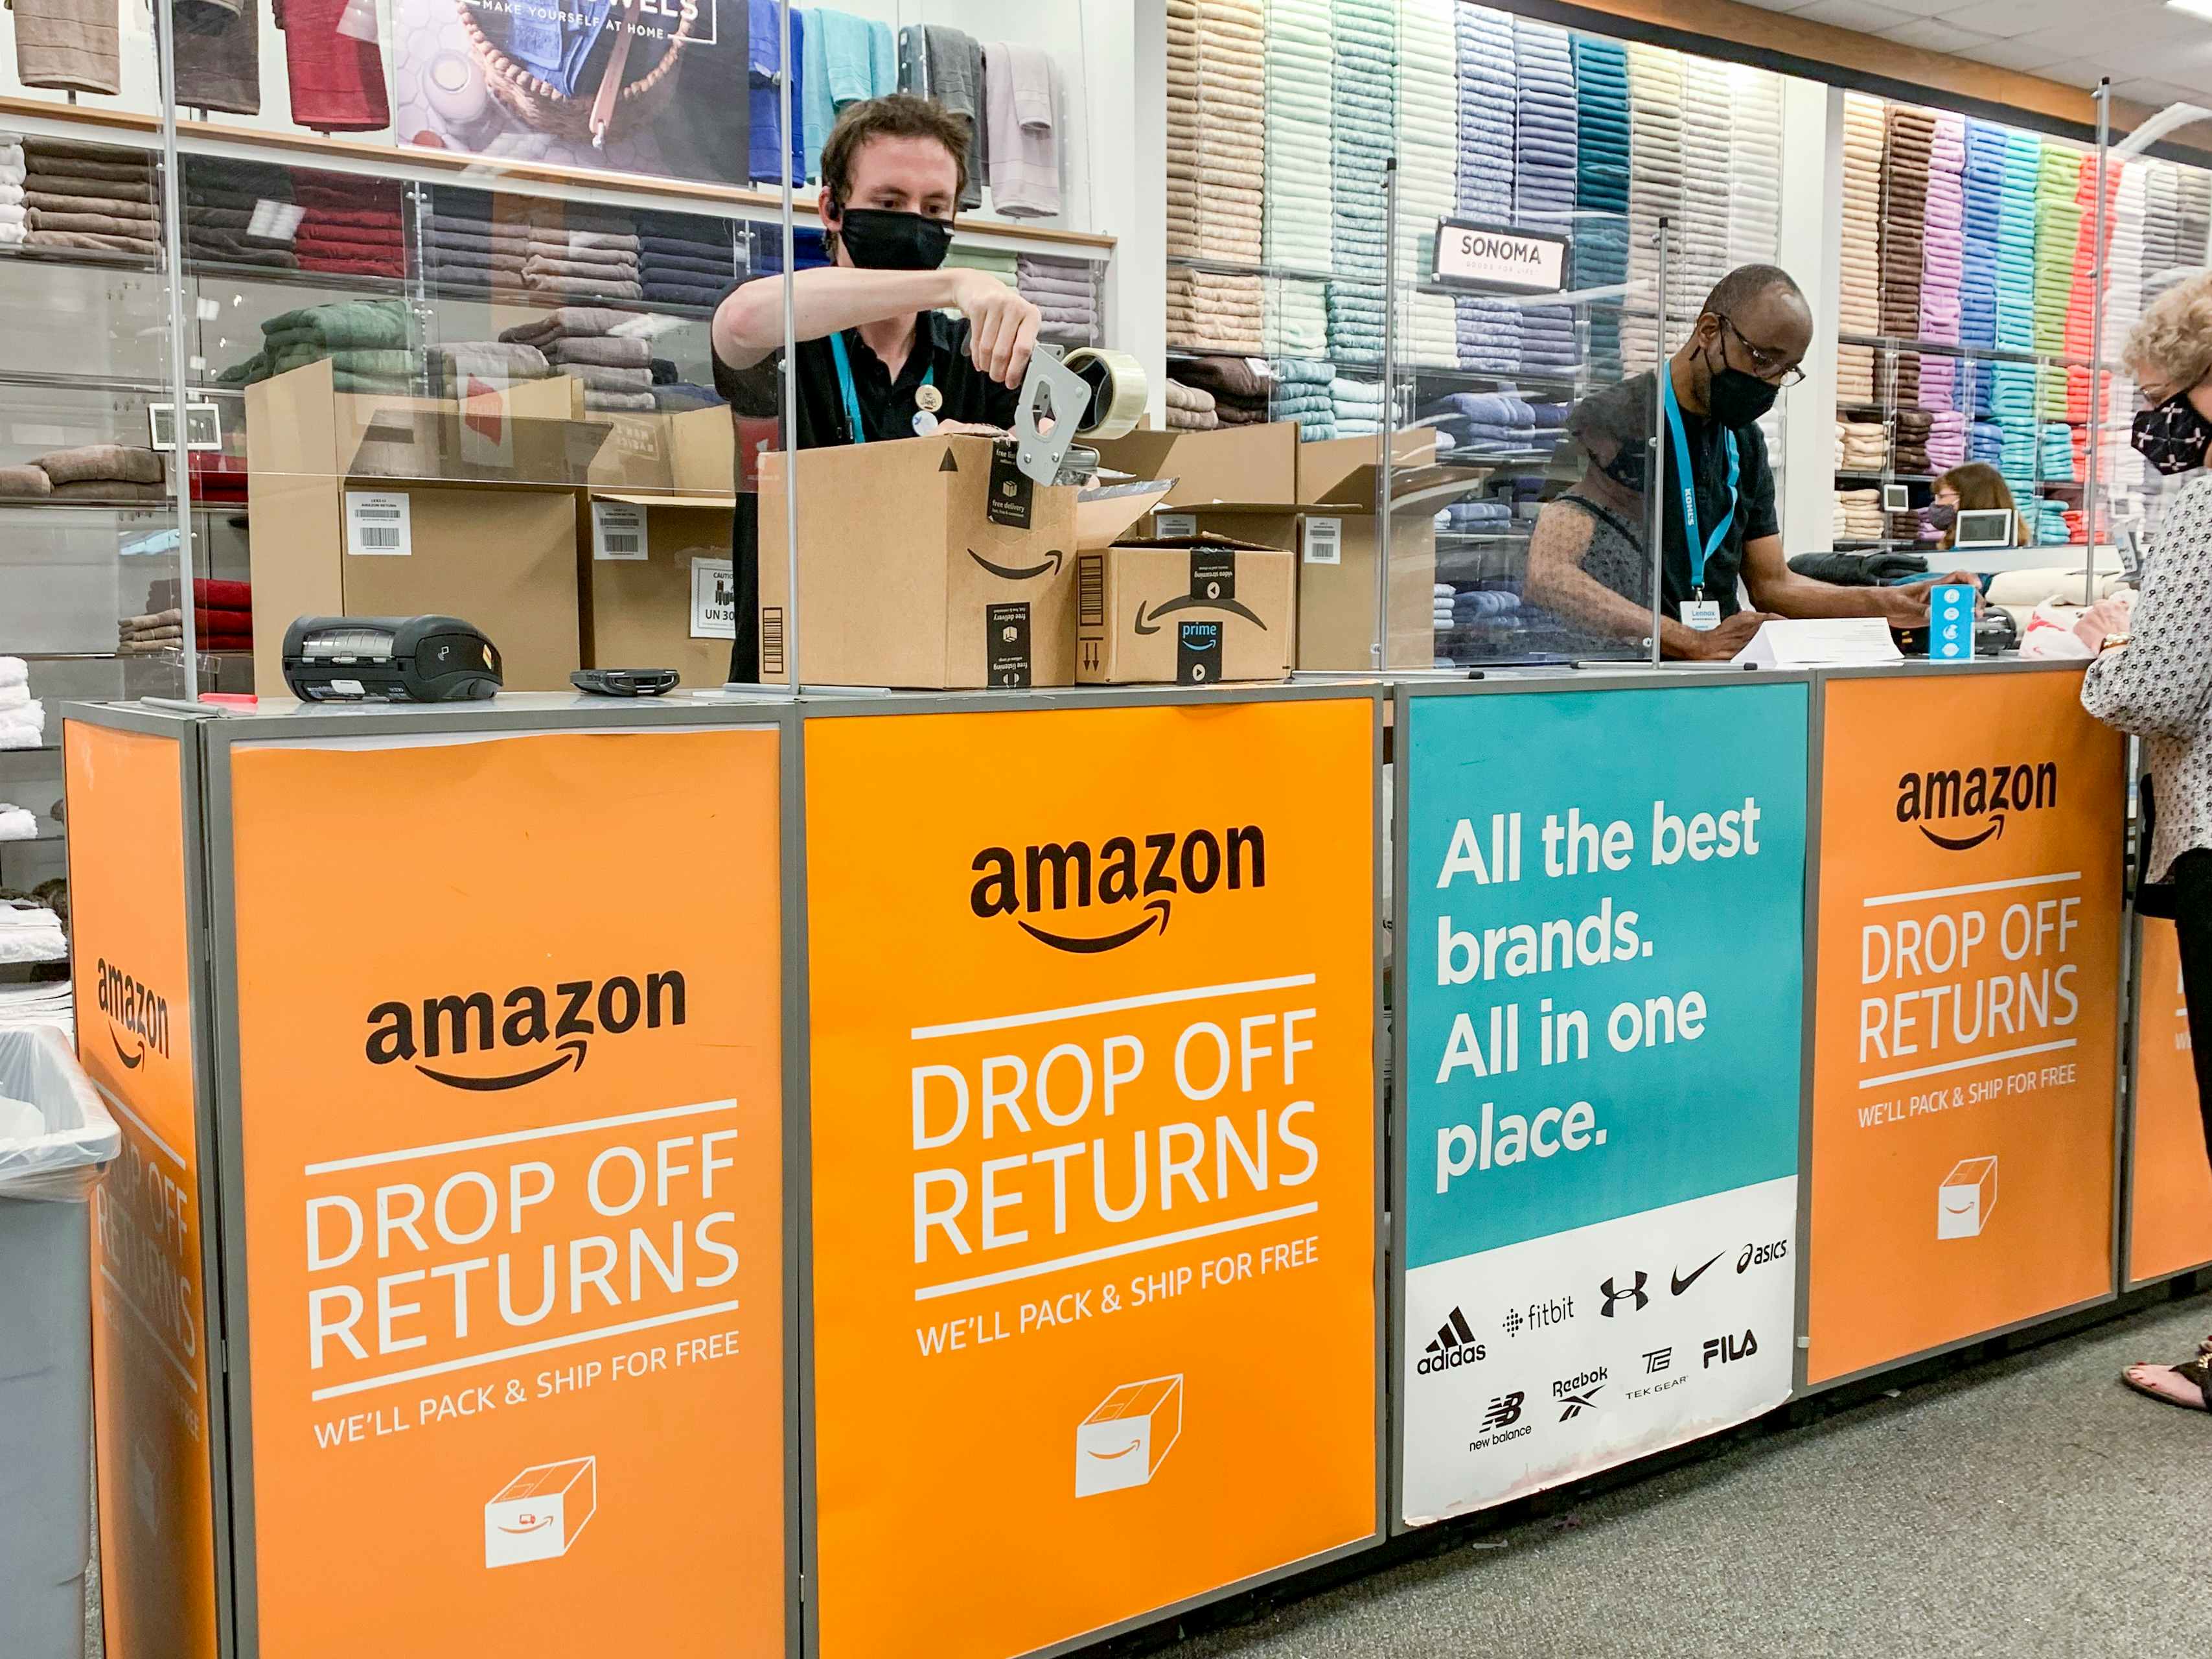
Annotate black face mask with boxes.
[1598,443,1646,493]
[835,207,954,272]
[1703,336,1783,426]
[2133,388,2212,476]
[1927,502,1958,531]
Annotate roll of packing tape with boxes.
[1065,348,1147,441]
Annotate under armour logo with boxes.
[1599,1272,1649,1316]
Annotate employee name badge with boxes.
[1682,596,1721,632]
[592,500,648,561]
[344,490,411,556]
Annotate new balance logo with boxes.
[1479,1392,1525,1431]
[1417,1306,1488,1375]
[1600,1271,1649,1316]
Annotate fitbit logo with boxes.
[365,971,687,1091]
[969,826,1266,955]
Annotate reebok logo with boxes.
[970,826,1265,954]
[1552,1367,1607,1421]
[1670,1252,1723,1296]
[365,971,686,1091]
[1418,1306,1488,1375]
[97,957,169,1069]
[967,548,1065,582]
[1896,760,2056,852]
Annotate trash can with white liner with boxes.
[0,1026,120,1658]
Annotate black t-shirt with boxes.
[1561,369,1780,621]
[713,289,1020,680]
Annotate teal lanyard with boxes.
[830,329,933,445]
[1659,369,1740,596]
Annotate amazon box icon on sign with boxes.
[484,1457,597,1568]
[1076,535,1295,685]
[757,435,1168,688]
[1075,1376,1184,1497]
[1938,1156,1999,1239]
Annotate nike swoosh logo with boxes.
[1670,1252,1724,1296]
[1918,813,2004,852]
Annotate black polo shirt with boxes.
[1561,369,1780,621]
[713,290,1020,680]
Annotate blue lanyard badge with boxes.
[831,330,934,445]
[1659,369,1740,594]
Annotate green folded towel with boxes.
[259,297,411,352]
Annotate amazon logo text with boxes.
[970,826,1266,953]
[1896,761,2056,852]
[98,957,169,1069]
[365,971,686,1091]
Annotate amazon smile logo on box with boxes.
[364,971,687,1091]
[969,826,1266,953]
[1895,760,2057,852]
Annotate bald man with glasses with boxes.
[1527,262,1975,661]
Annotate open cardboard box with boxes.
[757,434,1169,687]
[1091,421,1298,507]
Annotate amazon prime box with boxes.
[1074,533,1296,686]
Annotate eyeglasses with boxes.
[1714,314,1807,387]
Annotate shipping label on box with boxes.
[1076,537,1295,685]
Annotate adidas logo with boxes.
[1416,1306,1487,1375]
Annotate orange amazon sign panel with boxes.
[66,721,221,1659]
[1806,673,2125,1385]
[225,726,785,1658]
[805,699,1380,1659]
[2126,919,2212,1284]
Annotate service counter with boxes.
[61,659,2152,1659]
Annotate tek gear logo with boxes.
[97,957,170,1069]
[1418,1306,1488,1375]
[1895,760,2056,852]
[1702,1329,1760,1368]
[365,971,686,1091]
[1599,1271,1649,1316]
[970,825,1265,954]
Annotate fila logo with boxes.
[969,826,1265,954]
[1702,1329,1760,1368]
[1418,1306,1488,1374]
[365,971,686,1091]
[1599,1271,1649,1316]
[1895,760,2056,852]
[98,957,170,1069]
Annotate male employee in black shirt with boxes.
[1527,262,1972,661]
[711,93,1044,680]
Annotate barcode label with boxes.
[1155,512,1198,539]
[1303,516,1343,565]
[761,607,785,675]
[1077,553,1105,627]
[345,491,412,556]
[592,501,649,561]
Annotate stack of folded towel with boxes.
[1920,112,1965,347]
[1928,411,1968,472]
[1166,0,1264,270]
[1269,357,1335,439]
[421,187,526,295]
[1996,130,2041,352]
[497,307,658,412]
[636,210,735,309]
[1572,35,1631,377]
[218,298,413,392]
[2101,161,2150,501]
[1331,375,1385,438]
[0,134,23,248]
[1423,392,1563,458]
[1676,54,1731,313]
[1514,17,1580,378]
[0,659,41,751]
[23,138,157,258]
[183,156,298,270]
[1170,354,1271,426]
[2038,421,2077,484]
[524,203,641,301]
[1961,119,2003,352]
[1893,408,1933,476]
[1879,105,1933,340]
[428,340,552,397]
[1455,6,1519,375]
[1265,281,1330,359]
[0,444,165,501]
[1263,0,1330,273]
[1836,93,1884,402]
[1168,269,1264,356]
[1622,44,1683,374]
[1166,380,1219,432]
[1396,0,1457,368]
[2033,143,2082,359]
[2066,157,2112,422]
[1018,255,1100,347]
[1835,489,1885,542]
[1328,0,1393,357]
[1836,419,1887,473]
[121,576,252,654]
[1727,64,1783,269]
[294,170,402,277]
[1435,499,1515,534]
[1970,419,2003,465]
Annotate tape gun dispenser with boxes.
[1011,345,1148,487]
